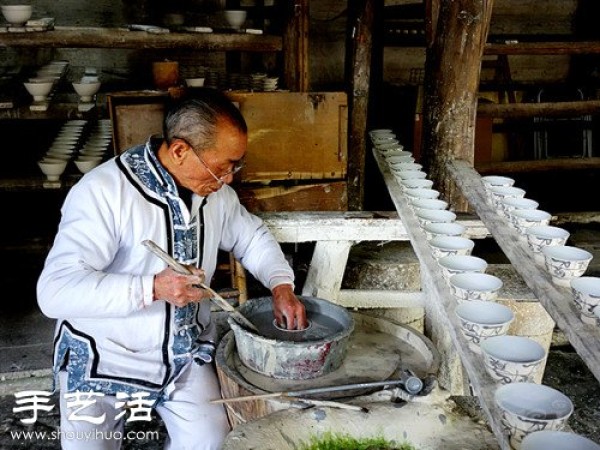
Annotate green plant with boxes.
[298,431,417,450]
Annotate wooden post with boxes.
[421,0,494,212]
[283,0,309,92]
[346,0,376,211]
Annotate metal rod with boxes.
[211,376,422,405]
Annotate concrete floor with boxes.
[2,224,600,448]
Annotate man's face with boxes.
[176,118,247,197]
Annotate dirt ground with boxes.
[2,338,599,449]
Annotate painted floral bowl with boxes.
[481,335,546,384]
[455,300,513,353]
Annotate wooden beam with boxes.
[346,0,376,211]
[485,41,600,56]
[421,0,494,211]
[0,27,282,51]
[478,100,600,119]
[283,0,309,91]
[258,211,489,243]
[476,158,600,175]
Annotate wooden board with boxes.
[227,92,348,182]
[238,181,347,212]
[107,91,169,154]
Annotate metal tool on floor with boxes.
[142,239,260,333]
[211,371,425,405]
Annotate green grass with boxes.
[298,431,417,450]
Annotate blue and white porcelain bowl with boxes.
[570,277,600,325]
[495,383,573,450]
[542,245,593,287]
[481,335,545,384]
[509,209,552,235]
[415,209,456,227]
[525,226,570,263]
[455,300,513,353]
[522,430,600,450]
[449,272,503,302]
[428,236,474,260]
[438,254,487,280]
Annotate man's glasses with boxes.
[173,136,244,184]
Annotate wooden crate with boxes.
[227,91,348,182]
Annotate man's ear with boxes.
[170,140,189,164]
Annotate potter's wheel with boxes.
[216,313,439,399]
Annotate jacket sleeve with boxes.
[36,168,155,319]
[218,187,294,291]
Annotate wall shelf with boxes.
[0,27,283,52]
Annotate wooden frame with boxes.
[107,91,170,155]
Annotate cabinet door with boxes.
[227,92,348,182]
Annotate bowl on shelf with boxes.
[525,225,570,262]
[509,209,552,235]
[521,430,600,450]
[423,221,466,240]
[400,178,434,190]
[38,160,68,181]
[74,158,102,174]
[455,300,513,353]
[449,272,503,302]
[481,175,515,191]
[480,335,546,383]
[23,81,53,102]
[72,81,101,102]
[393,170,427,181]
[570,277,600,325]
[542,245,593,287]
[1,5,32,26]
[404,187,440,202]
[428,236,474,260]
[415,209,457,227]
[495,382,573,449]
[185,77,206,88]
[487,185,526,208]
[224,9,247,29]
[411,198,449,212]
[438,254,488,280]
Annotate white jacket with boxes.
[37,139,293,401]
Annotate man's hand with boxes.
[153,266,210,307]
[271,284,308,330]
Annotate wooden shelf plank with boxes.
[485,41,600,55]
[448,159,600,385]
[0,27,282,52]
[373,149,510,450]
[477,100,600,119]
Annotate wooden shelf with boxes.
[0,27,282,52]
[0,102,103,120]
[0,176,79,191]
[484,41,600,55]
[448,160,600,388]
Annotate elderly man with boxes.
[37,89,307,450]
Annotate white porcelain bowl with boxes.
[389,162,422,172]
[522,430,600,450]
[404,187,440,202]
[500,197,540,218]
[1,5,32,25]
[570,277,600,325]
[449,272,503,302]
[428,236,474,260]
[72,81,101,102]
[525,225,570,262]
[393,170,427,180]
[411,198,448,211]
[481,335,546,384]
[488,185,526,208]
[415,209,457,227]
[423,222,466,240]
[509,209,552,234]
[400,178,434,190]
[371,136,398,146]
[385,155,415,165]
[481,175,515,191]
[38,160,68,181]
[370,131,395,140]
[23,81,53,102]
[495,383,573,449]
[542,245,593,287]
[375,142,404,152]
[75,159,102,174]
[455,300,513,353]
[185,77,205,87]
[224,9,247,28]
[438,254,488,280]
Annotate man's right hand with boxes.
[153,266,210,307]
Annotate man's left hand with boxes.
[271,284,307,330]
